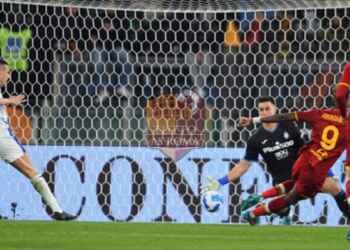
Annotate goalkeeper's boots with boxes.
[242,211,259,226]
[347,230,350,241]
[241,194,262,211]
[52,211,76,221]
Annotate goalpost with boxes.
[0,0,349,225]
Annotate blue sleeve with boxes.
[327,169,334,177]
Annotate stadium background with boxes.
[0,0,349,226]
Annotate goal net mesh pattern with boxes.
[0,0,348,224]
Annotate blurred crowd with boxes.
[1,2,349,146]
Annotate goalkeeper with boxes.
[202,96,349,223]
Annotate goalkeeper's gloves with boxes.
[201,176,221,194]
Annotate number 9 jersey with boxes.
[293,108,346,167]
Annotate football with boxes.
[203,190,224,212]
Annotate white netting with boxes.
[2,1,350,147]
[5,0,350,12]
[0,0,348,224]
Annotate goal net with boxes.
[0,0,348,225]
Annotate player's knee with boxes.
[26,169,38,179]
[285,188,304,204]
[321,177,341,196]
[284,194,295,205]
[286,196,299,205]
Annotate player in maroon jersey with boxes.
[335,62,350,201]
[239,107,347,227]
[335,62,350,240]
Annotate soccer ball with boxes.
[202,190,224,212]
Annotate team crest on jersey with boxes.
[261,139,268,145]
[283,132,290,139]
[145,89,207,161]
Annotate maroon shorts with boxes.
[291,152,337,198]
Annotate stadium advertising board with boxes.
[0,146,346,225]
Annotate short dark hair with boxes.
[0,58,8,66]
[256,96,275,105]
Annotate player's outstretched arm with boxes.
[227,159,251,183]
[239,113,296,127]
[0,95,26,105]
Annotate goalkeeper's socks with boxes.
[333,190,349,216]
[31,175,63,213]
[218,175,229,186]
[261,180,294,199]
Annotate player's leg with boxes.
[313,157,350,218]
[271,181,293,225]
[321,173,349,216]
[3,137,75,220]
[255,152,307,203]
[258,201,292,225]
[10,154,75,220]
[243,188,302,225]
[272,179,294,225]
[262,180,295,198]
[11,154,61,210]
[241,180,295,210]
[242,154,312,225]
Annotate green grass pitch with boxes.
[0,221,348,250]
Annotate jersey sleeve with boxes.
[336,62,350,117]
[293,109,321,124]
[244,137,259,162]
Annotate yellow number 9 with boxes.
[320,125,339,151]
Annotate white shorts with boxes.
[0,130,25,163]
